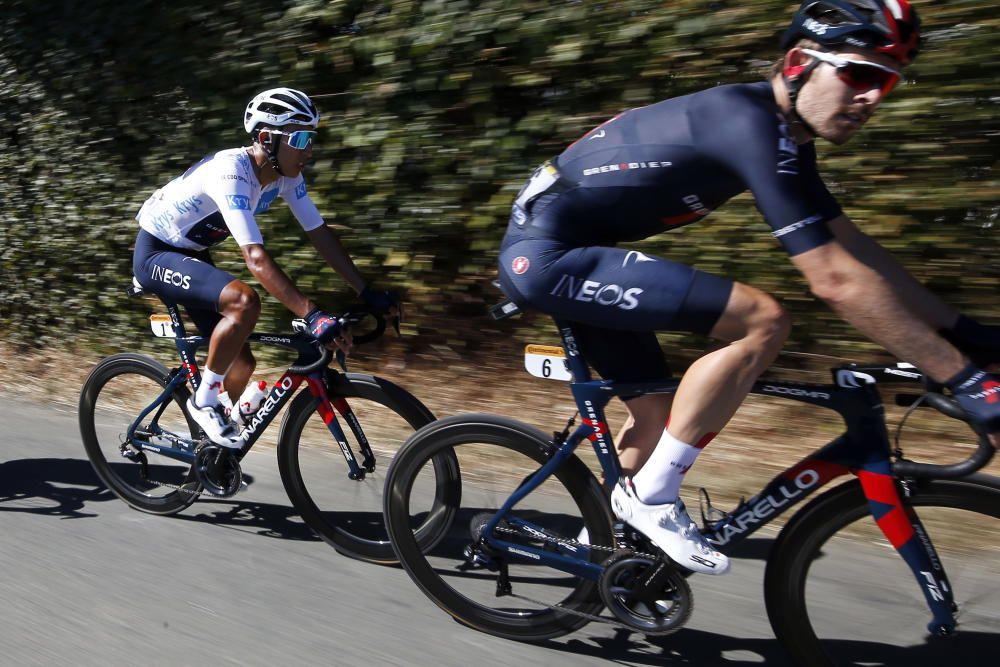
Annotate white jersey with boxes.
[136,147,324,251]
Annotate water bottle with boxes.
[236,380,268,428]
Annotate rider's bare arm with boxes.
[305,224,366,295]
[241,243,314,318]
[790,214,966,383]
[825,215,960,330]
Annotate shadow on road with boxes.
[6,457,995,666]
[0,457,110,518]
[540,624,998,666]
[0,457,318,542]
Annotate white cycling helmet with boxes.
[243,87,320,134]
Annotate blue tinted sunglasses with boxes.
[272,129,317,150]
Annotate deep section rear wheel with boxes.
[765,477,1000,667]
[384,414,614,641]
[79,353,201,514]
[277,372,454,563]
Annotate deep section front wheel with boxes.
[277,372,454,563]
[765,476,1000,667]
[384,413,614,641]
[79,353,201,514]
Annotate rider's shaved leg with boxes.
[667,282,789,445]
[205,280,260,380]
[625,282,789,497]
[224,344,256,405]
[616,393,673,476]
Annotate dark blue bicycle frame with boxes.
[125,298,372,479]
[480,318,960,632]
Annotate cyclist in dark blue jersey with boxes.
[133,88,399,447]
[499,1,999,576]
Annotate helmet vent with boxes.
[806,4,864,28]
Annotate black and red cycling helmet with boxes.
[781,0,921,66]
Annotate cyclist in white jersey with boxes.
[133,87,398,447]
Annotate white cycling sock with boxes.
[194,368,227,409]
[631,428,707,505]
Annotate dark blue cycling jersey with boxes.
[512,81,841,252]
[499,81,843,381]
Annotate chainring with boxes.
[193,444,242,497]
[598,552,693,636]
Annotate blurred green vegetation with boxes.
[1,0,997,366]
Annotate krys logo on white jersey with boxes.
[550,275,643,310]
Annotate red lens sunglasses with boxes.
[801,48,902,96]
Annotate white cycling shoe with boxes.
[186,398,242,449]
[611,478,730,575]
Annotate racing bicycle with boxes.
[79,280,458,563]
[383,295,999,666]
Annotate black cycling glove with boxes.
[946,364,1000,433]
[304,308,343,345]
[360,284,399,317]
[939,315,1000,368]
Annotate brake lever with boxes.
[336,349,347,372]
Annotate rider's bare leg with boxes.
[624,282,790,496]
[197,280,260,406]
[616,394,673,476]
[224,344,256,405]
[667,283,790,444]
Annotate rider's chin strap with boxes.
[257,130,285,177]
[782,59,822,140]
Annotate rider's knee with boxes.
[749,294,791,347]
[223,284,261,324]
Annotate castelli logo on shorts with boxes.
[511,257,530,275]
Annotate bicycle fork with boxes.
[304,376,376,480]
[857,467,958,635]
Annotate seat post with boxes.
[128,277,190,339]
[554,318,592,383]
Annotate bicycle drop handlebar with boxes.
[287,306,392,374]
[893,391,996,479]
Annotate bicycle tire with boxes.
[765,476,1000,667]
[384,413,614,642]
[79,353,202,514]
[277,372,454,564]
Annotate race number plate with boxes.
[149,313,176,338]
[524,344,572,381]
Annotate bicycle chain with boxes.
[505,591,640,631]
[493,523,660,561]
[491,524,666,631]
[120,436,209,498]
[144,477,205,496]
